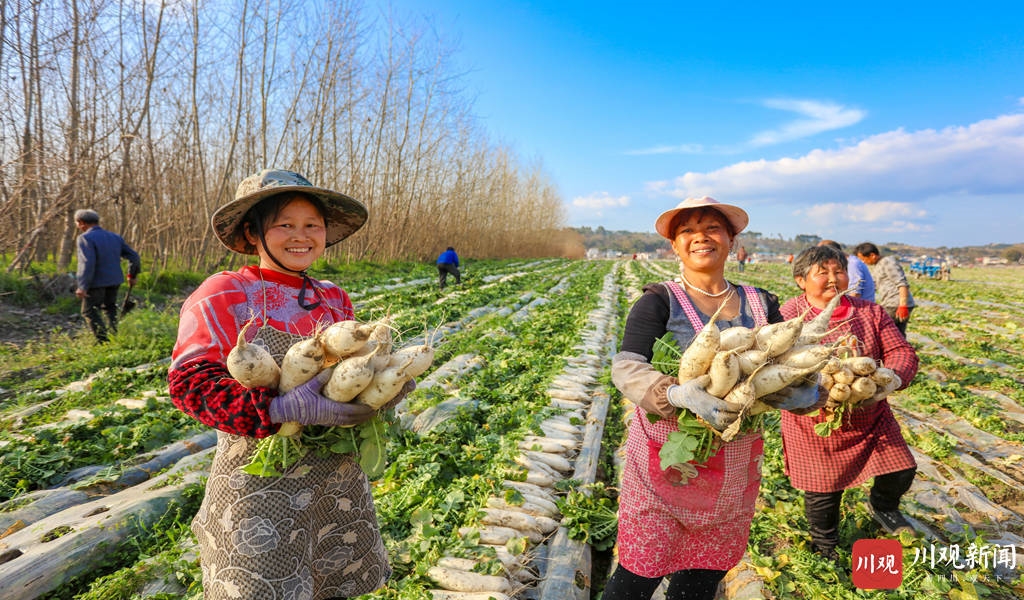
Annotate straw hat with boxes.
[212,169,367,254]
[654,196,748,240]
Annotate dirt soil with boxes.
[0,301,80,347]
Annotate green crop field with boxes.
[1,260,1021,600]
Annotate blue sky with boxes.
[387,1,1024,248]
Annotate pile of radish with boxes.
[815,355,901,436]
[226,317,434,476]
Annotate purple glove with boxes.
[269,369,375,427]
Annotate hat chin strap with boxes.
[257,227,323,311]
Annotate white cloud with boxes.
[572,192,630,210]
[654,112,1024,244]
[749,99,866,147]
[799,201,928,225]
[661,113,1024,203]
[625,143,704,156]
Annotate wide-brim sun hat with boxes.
[212,169,368,254]
[654,196,749,240]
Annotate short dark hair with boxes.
[853,242,880,257]
[818,239,843,252]
[793,245,848,279]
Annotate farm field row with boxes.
[0,260,1022,599]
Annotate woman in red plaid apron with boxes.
[606,197,814,600]
[780,245,918,560]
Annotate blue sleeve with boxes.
[77,237,96,289]
[121,238,141,277]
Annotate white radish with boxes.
[705,351,740,397]
[719,326,757,352]
[486,496,560,518]
[323,347,379,403]
[870,367,898,387]
[427,565,512,594]
[796,291,847,346]
[842,356,878,376]
[429,591,511,600]
[502,480,558,504]
[524,470,557,488]
[355,354,416,410]
[754,309,810,358]
[820,356,842,374]
[388,343,436,378]
[519,436,576,454]
[745,361,827,399]
[461,524,543,545]
[777,344,834,369]
[226,319,280,389]
[677,298,729,381]
[832,366,856,385]
[828,382,851,403]
[321,320,375,359]
[521,450,573,473]
[849,376,877,403]
[736,348,770,376]
[279,336,326,393]
[481,508,545,534]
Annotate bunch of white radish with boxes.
[227,317,435,477]
[656,291,850,474]
[814,354,902,437]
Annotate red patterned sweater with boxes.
[168,265,353,438]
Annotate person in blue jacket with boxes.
[436,246,461,289]
[74,209,142,342]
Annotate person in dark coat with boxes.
[74,209,141,342]
[436,246,461,289]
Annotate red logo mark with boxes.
[852,538,903,589]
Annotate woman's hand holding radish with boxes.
[270,369,376,427]
[667,376,743,431]
[761,379,821,413]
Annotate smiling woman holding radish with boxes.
[169,169,411,600]
[780,245,919,562]
[606,197,818,600]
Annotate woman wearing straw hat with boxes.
[169,169,409,599]
[606,197,816,600]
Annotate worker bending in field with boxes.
[436,246,461,289]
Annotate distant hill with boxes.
[572,227,1024,264]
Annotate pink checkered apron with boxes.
[616,283,768,576]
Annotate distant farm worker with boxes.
[73,209,141,343]
[781,245,919,561]
[605,196,817,600]
[736,244,749,271]
[436,245,461,289]
[855,242,915,336]
[169,169,413,599]
[819,239,875,301]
